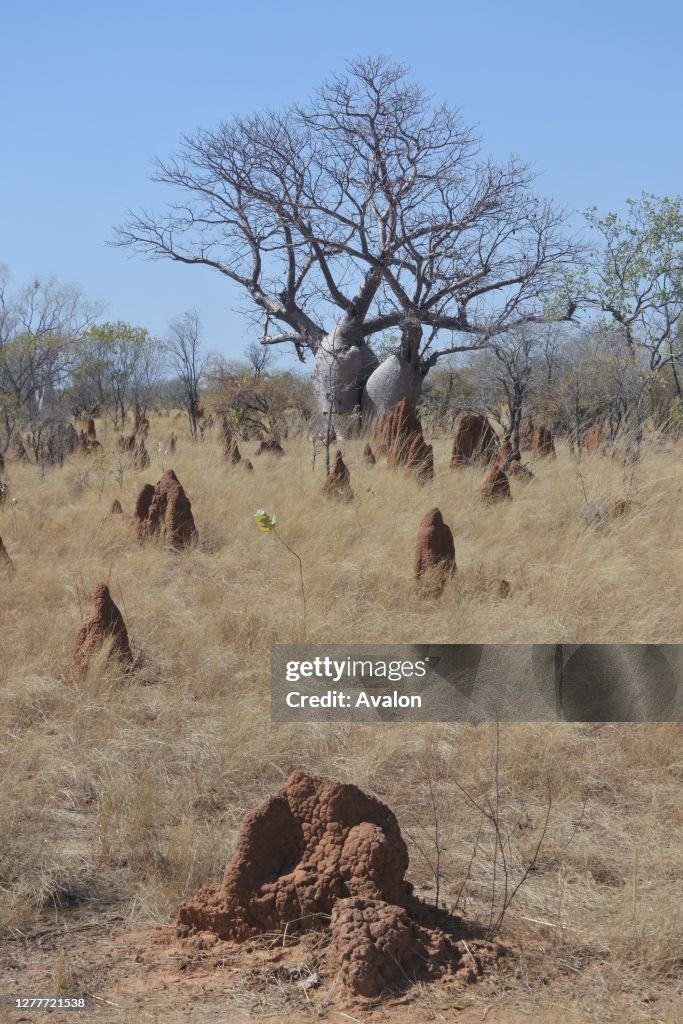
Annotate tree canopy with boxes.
[581,193,683,375]
[114,57,581,399]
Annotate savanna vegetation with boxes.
[2,415,682,1022]
[2,55,682,1024]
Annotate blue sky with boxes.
[2,0,681,368]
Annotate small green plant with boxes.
[254,509,306,640]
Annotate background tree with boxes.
[0,266,101,450]
[74,321,162,428]
[466,325,571,450]
[128,333,165,420]
[492,326,538,451]
[582,194,683,401]
[244,341,272,378]
[206,356,313,438]
[521,326,651,449]
[165,309,207,438]
[115,56,581,429]
[418,360,478,433]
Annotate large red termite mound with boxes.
[176,769,486,998]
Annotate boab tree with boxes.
[114,57,579,429]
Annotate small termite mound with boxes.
[73,583,133,675]
[135,470,198,549]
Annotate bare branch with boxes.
[114,56,582,381]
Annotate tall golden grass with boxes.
[1,416,681,1020]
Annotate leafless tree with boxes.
[494,323,572,449]
[165,309,207,437]
[493,326,538,451]
[244,340,272,378]
[534,327,649,451]
[114,57,581,427]
[468,327,537,447]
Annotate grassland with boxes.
[1,416,681,1022]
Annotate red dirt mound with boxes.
[479,464,512,502]
[413,508,456,590]
[450,412,497,468]
[133,439,150,470]
[227,424,256,464]
[375,399,433,482]
[73,583,133,674]
[133,411,150,437]
[135,470,198,549]
[382,399,423,468]
[109,499,123,514]
[331,897,480,997]
[322,450,353,501]
[79,431,101,453]
[119,428,150,467]
[531,425,555,457]
[134,483,155,522]
[405,433,434,484]
[583,415,605,454]
[496,441,533,480]
[222,421,243,464]
[177,770,411,943]
[177,769,485,998]
[86,418,97,440]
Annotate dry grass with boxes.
[1,415,682,1021]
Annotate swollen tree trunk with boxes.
[361,353,424,414]
[312,315,426,430]
[311,282,380,434]
[362,320,425,416]
[312,328,379,421]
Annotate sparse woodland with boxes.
[2,55,683,1024]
